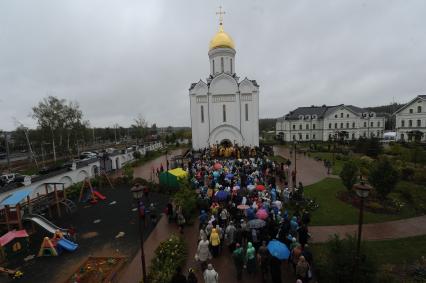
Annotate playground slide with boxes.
[57,238,78,252]
[93,190,106,200]
[23,214,69,235]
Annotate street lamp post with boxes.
[165,149,169,194]
[3,132,11,172]
[353,182,372,280]
[293,140,297,186]
[332,133,336,165]
[131,185,148,283]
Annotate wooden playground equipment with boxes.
[0,183,76,231]
[78,178,108,204]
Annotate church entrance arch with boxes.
[208,125,244,147]
[220,139,232,147]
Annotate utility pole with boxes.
[114,125,117,144]
[4,132,11,172]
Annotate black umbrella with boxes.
[247,219,266,229]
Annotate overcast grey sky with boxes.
[1,0,425,130]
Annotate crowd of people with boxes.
[170,145,316,283]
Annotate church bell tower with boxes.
[208,7,236,77]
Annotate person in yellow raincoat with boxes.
[210,228,221,257]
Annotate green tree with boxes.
[150,123,158,135]
[173,181,197,221]
[32,96,66,161]
[132,113,148,143]
[62,101,83,153]
[316,235,377,283]
[353,138,383,157]
[368,158,400,199]
[32,96,85,160]
[339,160,359,191]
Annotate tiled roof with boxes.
[285,105,336,120]
[282,104,380,121]
[0,230,29,246]
[189,83,197,91]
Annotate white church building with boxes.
[189,17,259,150]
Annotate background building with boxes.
[189,19,259,150]
[394,95,426,142]
[276,104,385,142]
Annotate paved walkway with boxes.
[133,147,187,182]
[310,215,426,243]
[273,145,330,186]
[118,214,179,282]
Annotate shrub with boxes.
[147,234,187,283]
[65,182,82,200]
[368,158,400,199]
[121,163,134,184]
[133,151,142,160]
[315,235,377,283]
[340,160,359,191]
[413,168,426,185]
[173,181,197,222]
[366,201,384,211]
[400,167,415,181]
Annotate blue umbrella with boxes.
[267,240,290,260]
[246,207,256,220]
[215,190,229,201]
[226,173,234,179]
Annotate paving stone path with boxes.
[310,215,426,243]
[273,145,331,186]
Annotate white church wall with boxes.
[240,92,259,146]
[209,74,240,137]
[191,98,210,149]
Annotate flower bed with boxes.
[66,256,126,283]
[147,234,187,283]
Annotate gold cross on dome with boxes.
[216,6,225,25]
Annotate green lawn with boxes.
[268,155,288,164]
[308,152,344,175]
[311,235,426,265]
[305,178,416,226]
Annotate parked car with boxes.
[0,173,16,184]
[105,148,116,154]
[79,152,97,160]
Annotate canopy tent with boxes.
[159,168,188,188]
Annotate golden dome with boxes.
[209,24,235,51]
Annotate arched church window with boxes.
[223,104,226,122]
[245,103,248,121]
[201,105,204,123]
[221,57,224,73]
[230,58,233,73]
[212,59,215,74]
